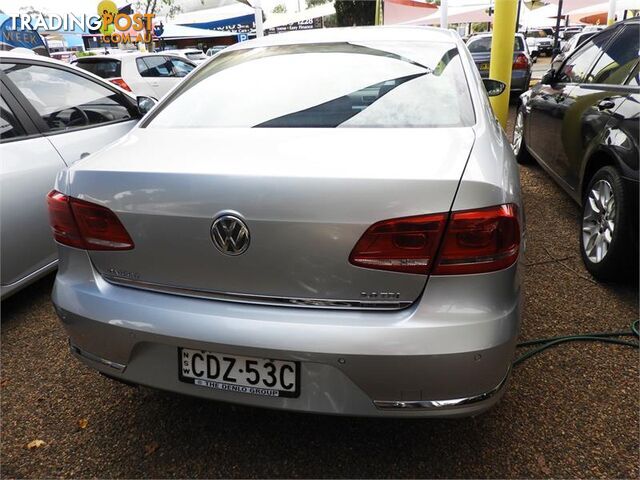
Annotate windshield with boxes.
[144,41,475,129]
[468,36,525,53]
[186,51,207,60]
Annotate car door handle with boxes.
[80,152,91,159]
[597,98,615,111]
[150,82,159,86]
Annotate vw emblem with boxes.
[210,215,250,256]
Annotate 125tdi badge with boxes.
[50,27,524,417]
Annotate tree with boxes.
[306,0,330,8]
[136,0,182,19]
[272,3,287,14]
[136,0,183,50]
[335,1,375,27]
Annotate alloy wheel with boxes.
[512,110,524,156]
[582,179,616,264]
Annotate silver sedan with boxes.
[50,27,524,417]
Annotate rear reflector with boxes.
[47,190,134,250]
[109,77,132,92]
[349,204,519,275]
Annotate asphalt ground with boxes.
[1,104,638,479]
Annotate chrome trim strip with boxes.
[373,371,509,410]
[70,342,126,372]
[102,275,413,310]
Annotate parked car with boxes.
[525,29,553,57]
[162,48,208,65]
[73,53,196,99]
[206,45,227,56]
[467,32,532,93]
[553,30,599,64]
[49,27,523,418]
[0,51,145,299]
[513,19,639,281]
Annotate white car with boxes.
[0,51,145,299]
[73,53,196,99]
[162,48,208,65]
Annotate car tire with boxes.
[580,166,637,282]
[512,106,533,164]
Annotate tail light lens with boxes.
[432,204,520,275]
[513,53,529,70]
[109,77,132,92]
[349,204,519,275]
[349,213,448,274]
[47,190,134,250]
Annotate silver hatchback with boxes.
[50,27,523,417]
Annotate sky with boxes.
[0,0,494,18]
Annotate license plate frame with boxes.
[178,348,300,398]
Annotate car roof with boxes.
[0,50,69,65]
[225,26,459,53]
[77,52,189,61]
[471,32,525,39]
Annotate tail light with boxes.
[432,204,520,275]
[349,213,448,274]
[513,53,529,70]
[47,190,134,250]
[349,204,519,275]
[109,77,132,92]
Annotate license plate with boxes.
[479,62,490,71]
[178,348,299,398]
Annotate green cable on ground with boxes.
[513,319,639,366]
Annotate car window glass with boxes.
[467,36,525,53]
[557,28,616,83]
[146,42,475,128]
[74,59,121,78]
[169,57,195,77]
[137,56,174,77]
[588,24,640,85]
[626,63,639,86]
[2,63,133,132]
[0,95,26,140]
[185,51,206,61]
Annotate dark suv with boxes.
[513,19,639,281]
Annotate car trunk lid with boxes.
[69,127,475,308]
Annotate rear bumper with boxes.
[53,248,522,417]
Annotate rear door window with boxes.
[557,28,617,84]
[587,24,639,85]
[0,96,26,141]
[137,56,174,77]
[169,57,195,77]
[2,62,133,132]
[75,59,121,78]
[146,41,475,128]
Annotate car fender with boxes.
[579,125,637,200]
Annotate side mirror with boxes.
[483,79,506,97]
[541,69,555,85]
[137,96,157,116]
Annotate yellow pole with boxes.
[488,0,518,129]
[375,0,382,25]
[607,0,617,25]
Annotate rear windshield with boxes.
[468,36,525,53]
[75,59,121,78]
[144,41,475,128]
[185,51,207,61]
